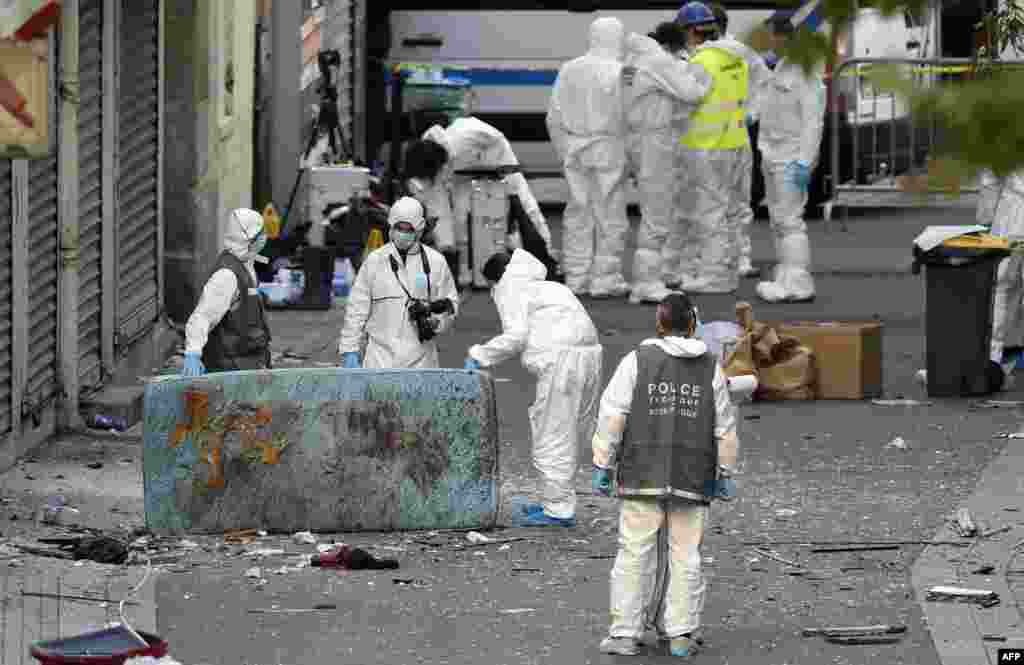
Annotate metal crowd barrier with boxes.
[823,56,995,230]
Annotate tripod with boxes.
[281,49,353,232]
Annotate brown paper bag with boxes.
[722,302,817,401]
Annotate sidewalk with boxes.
[912,420,1024,665]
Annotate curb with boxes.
[912,439,1024,665]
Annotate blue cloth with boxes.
[342,351,361,369]
[464,357,481,370]
[182,352,205,377]
[787,160,812,192]
[515,511,576,528]
[703,478,737,501]
[592,467,612,496]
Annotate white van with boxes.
[378,0,943,206]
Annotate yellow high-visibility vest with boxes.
[681,47,750,151]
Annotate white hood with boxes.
[423,124,452,157]
[224,208,264,262]
[695,37,752,62]
[499,248,548,284]
[588,16,625,60]
[642,335,708,358]
[624,32,662,64]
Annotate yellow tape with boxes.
[836,63,1024,77]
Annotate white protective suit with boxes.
[417,118,553,270]
[754,57,826,303]
[676,38,770,294]
[468,249,603,519]
[623,33,711,303]
[185,209,268,355]
[721,33,770,278]
[338,202,460,368]
[546,17,631,297]
[986,171,1024,363]
[592,335,737,640]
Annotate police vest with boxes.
[202,251,272,372]
[616,344,717,503]
[681,47,750,151]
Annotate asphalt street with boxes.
[135,206,1024,665]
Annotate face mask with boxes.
[391,230,417,251]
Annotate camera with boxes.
[407,298,455,343]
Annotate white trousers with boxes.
[609,497,707,639]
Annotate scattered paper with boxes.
[292,531,317,546]
[245,567,261,579]
[466,531,492,544]
[886,436,909,450]
[501,608,537,614]
[872,399,931,407]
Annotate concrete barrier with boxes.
[142,368,499,534]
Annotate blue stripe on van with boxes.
[391,68,558,86]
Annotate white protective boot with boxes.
[756,233,815,302]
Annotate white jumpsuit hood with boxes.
[546,16,630,296]
[468,249,603,519]
[183,208,265,355]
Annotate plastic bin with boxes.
[913,243,1011,397]
[30,626,167,665]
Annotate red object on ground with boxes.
[0,75,35,128]
[29,626,168,665]
[14,1,62,41]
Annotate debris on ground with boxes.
[982,635,1007,642]
[981,525,1012,539]
[886,436,909,450]
[810,544,900,553]
[224,528,261,545]
[872,399,932,406]
[925,585,1000,607]
[953,507,977,537]
[245,566,262,579]
[247,548,285,558]
[993,431,1024,439]
[775,509,799,518]
[500,608,536,614]
[248,605,336,614]
[36,495,80,526]
[753,547,801,568]
[972,564,996,575]
[311,545,399,570]
[466,531,492,544]
[86,462,104,469]
[802,625,906,638]
[23,535,130,564]
[292,531,317,545]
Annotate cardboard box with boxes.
[770,321,883,400]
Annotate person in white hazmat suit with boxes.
[463,249,603,526]
[980,170,1024,375]
[754,16,825,303]
[338,197,460,369]
[710,2,771,279]
[671,2,761,294]
[182,209,272,376]
[546,16,632,298]
[592,292,738,658]
[404,117,554,287]
[623,23,712,304]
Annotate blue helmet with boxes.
[676,2,716,28]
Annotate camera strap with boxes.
[388,250,432,301]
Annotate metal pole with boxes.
[388,67,405,204]
[270,0,303,212]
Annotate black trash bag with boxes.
[508,194,564,283]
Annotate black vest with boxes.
[617,344,717,503]
[201,252,272,372]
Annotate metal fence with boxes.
[824,56,990,229]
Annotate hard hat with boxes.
[676,2,716,28]
[388,196,426,232]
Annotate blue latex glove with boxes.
[464,357,481,370]
[182,352,205,377]
[745,113,757,128]
[703,478,737,501]
[342,352,361,369]
[787,160,812,192]
[592,466,612,497]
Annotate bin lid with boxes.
[913,225,989,252]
